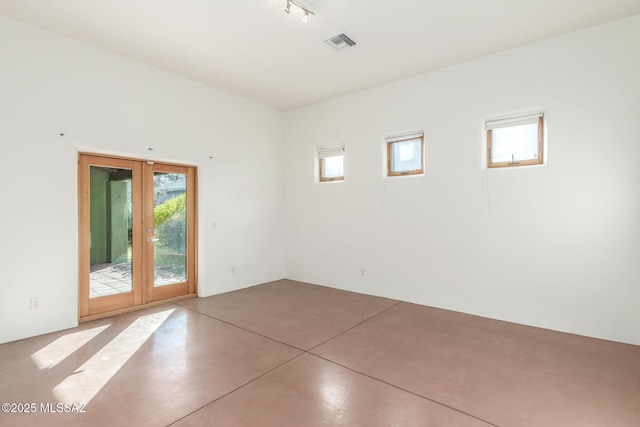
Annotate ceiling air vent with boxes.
[323,33,357,51]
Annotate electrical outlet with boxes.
[30,297,40,311]
[231,266,236,274]
[361,268,366,276]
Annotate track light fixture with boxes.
[284,0,315,22]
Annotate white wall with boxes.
[2,14,638,347]
[284,16,640,345]
[0,17,285,344]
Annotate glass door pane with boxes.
[153,171,187,287]
[89,166,133,298]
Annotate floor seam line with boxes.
[167,352,306,426]
[306,353,499,427]
[176,299,495,424]
[306,300,403,352]
[176,303,308,351]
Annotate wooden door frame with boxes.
[78,152,197,323]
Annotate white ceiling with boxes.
[1,0,639,111]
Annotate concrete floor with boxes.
[1,279,638,426]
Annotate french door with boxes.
[78,154,197,321]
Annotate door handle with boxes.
[147,238,160,243]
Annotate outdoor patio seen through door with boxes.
[78,154,197,321]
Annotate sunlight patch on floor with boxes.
[31,324,111,370]
[52,309,174,404]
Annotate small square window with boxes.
[486,113,544,168]
[317,146,344,182]
[386,132,424,176]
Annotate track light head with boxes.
[283,0,314,21]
